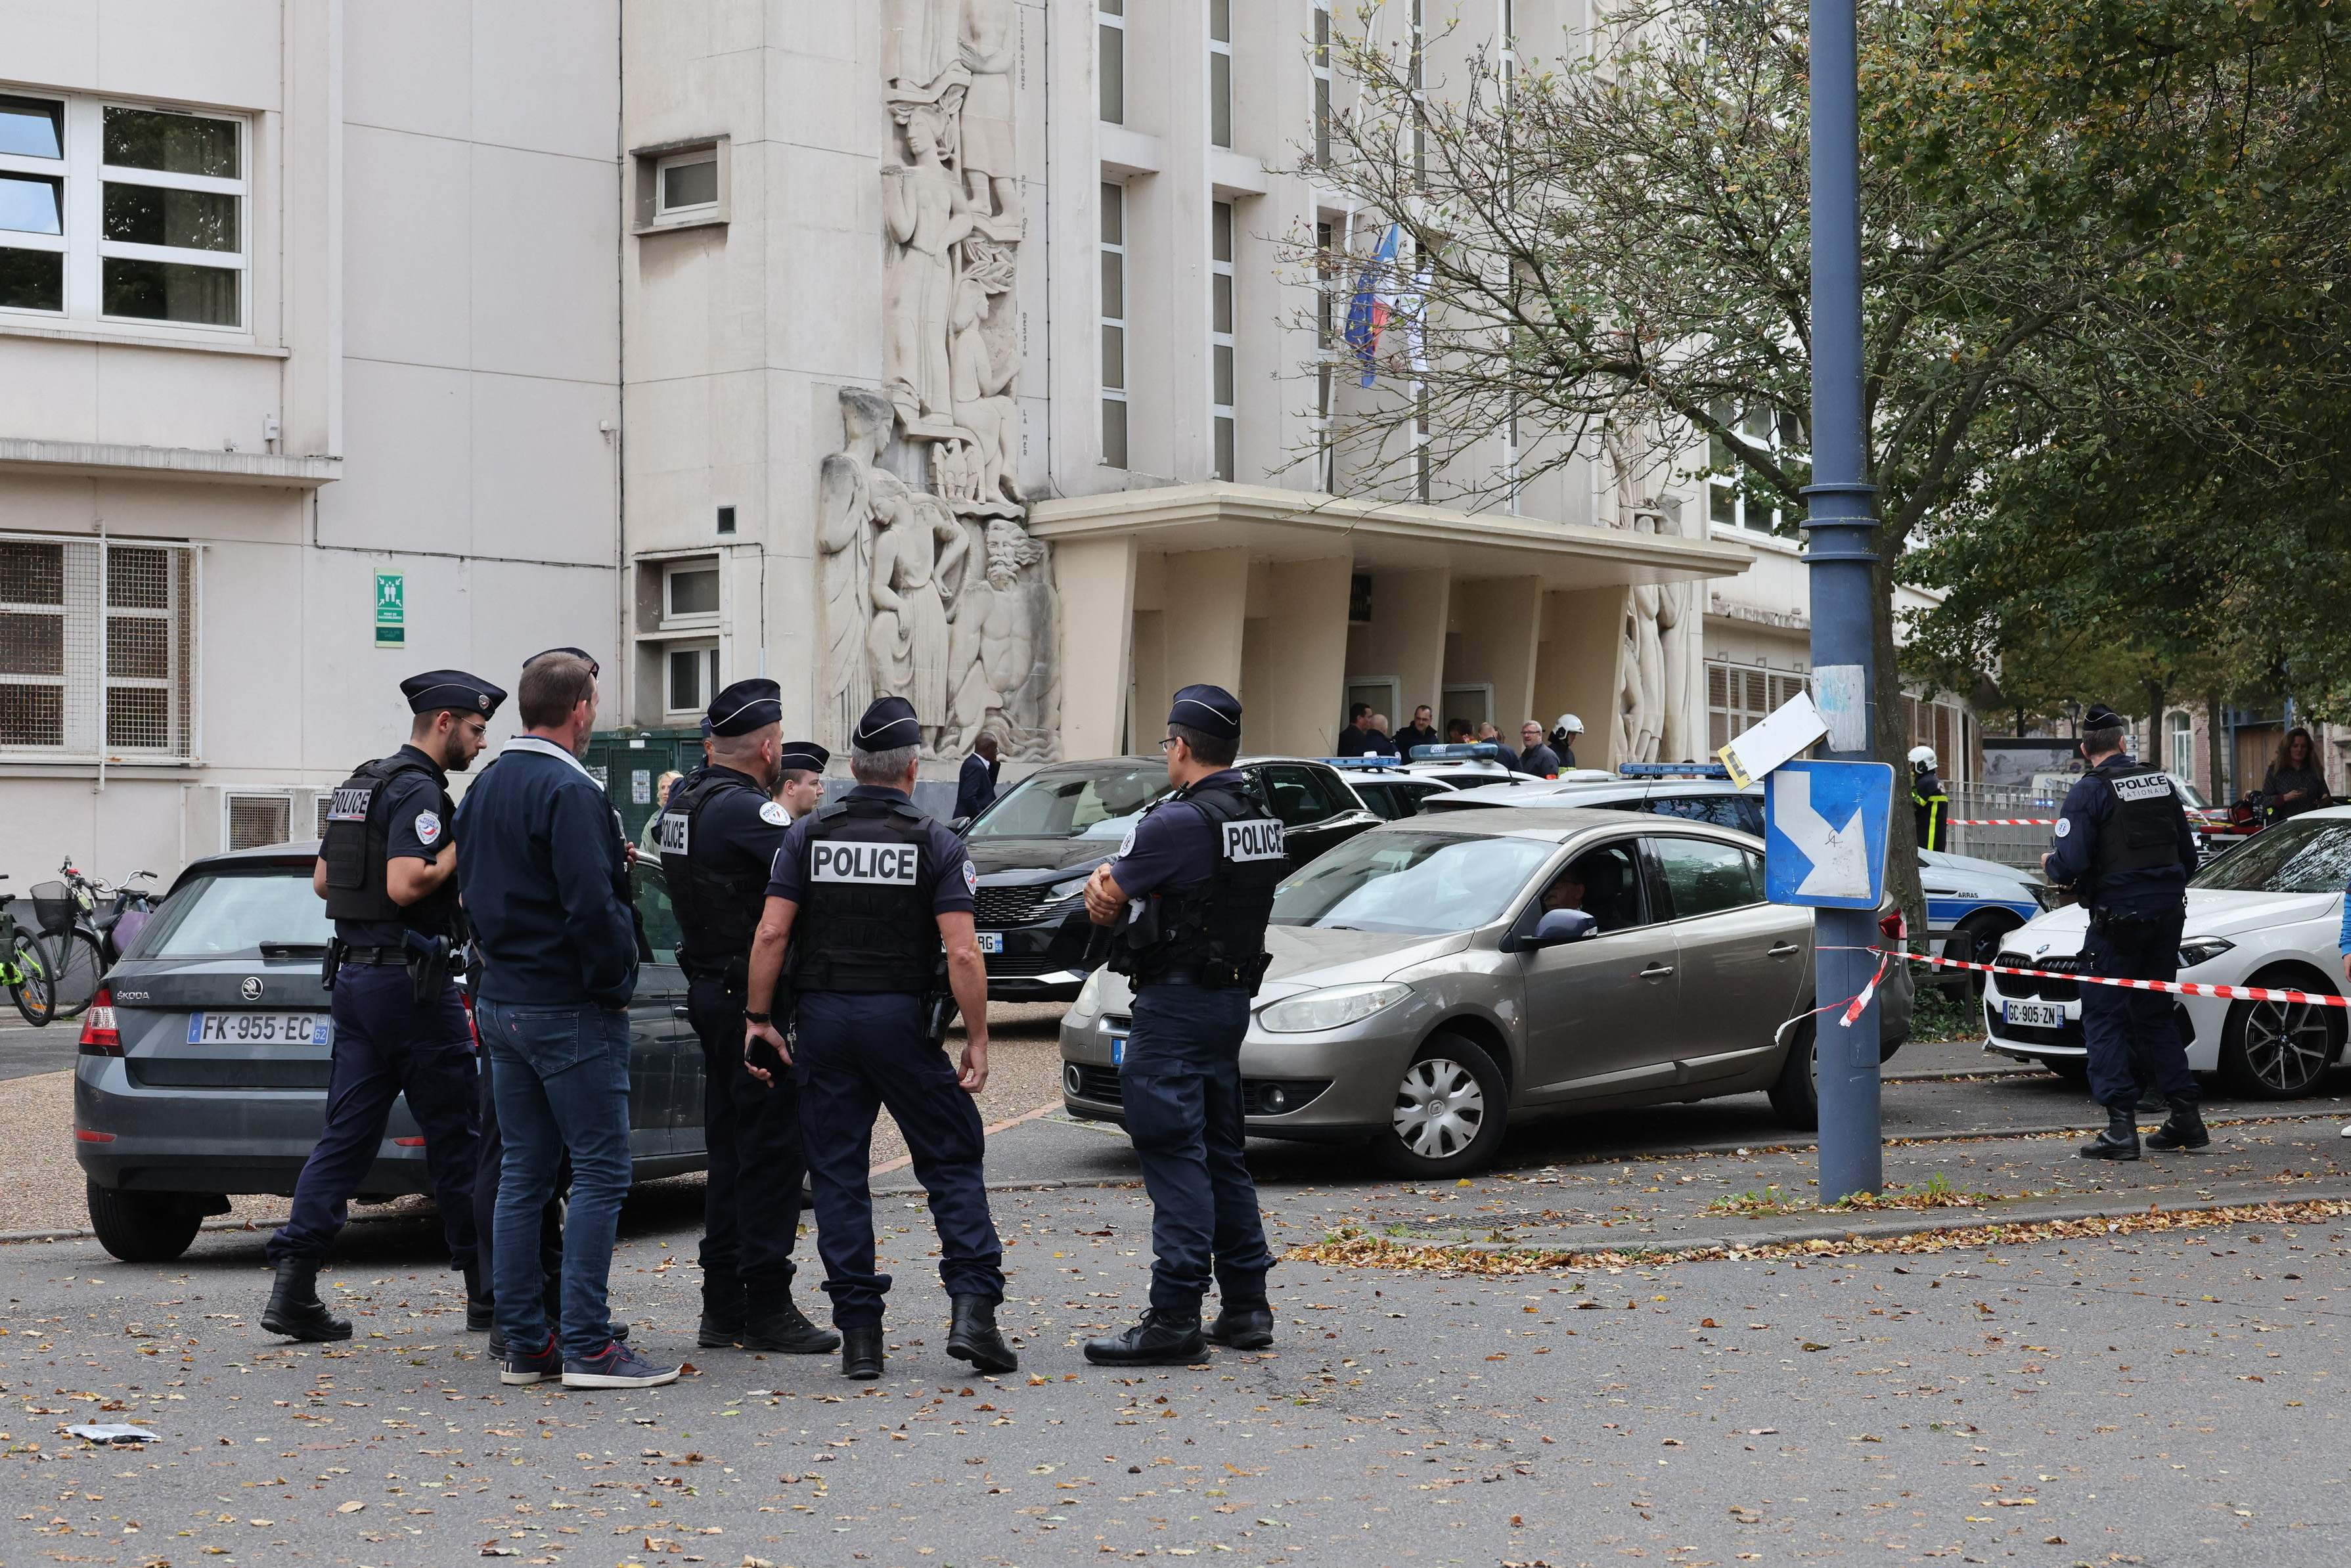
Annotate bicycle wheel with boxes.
[6,933,53,1026]
[41,927,104,1020]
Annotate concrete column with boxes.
[1535,585,1632,768]
[1142,545,1250,731]
[1348,567,1450,725]
[1448,576,1544,736]
[1053,533,1139,761]
[1244,554,1354,755]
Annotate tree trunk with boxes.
[2143,678,2166,767]
[1871,548,1925,947]
[2205,690,2228,801]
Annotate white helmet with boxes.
[1908,744,1937,772]
[1554,713,1586,736]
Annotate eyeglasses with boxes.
[1158,736,1180,752]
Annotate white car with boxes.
[1982,805,2351,1097]
[1919,847,2049,989]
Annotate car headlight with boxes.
[1046,874,1091,904]
[1255,983,1412,1034]
[2176,935,2234,970]
[1065,967,1106,1027]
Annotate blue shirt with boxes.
[2043,754,2198,914]
[764,784,976,916]
[455,738,639,1008]
[1105,769,1245,900]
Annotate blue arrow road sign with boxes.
[1764,759,1896,910]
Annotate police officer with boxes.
[1080,684,1282,1366]
[740,696,1018,1380]
[655,679,837,1356]
[2044,703,2208,1159]
[1910,746,1950,852]
[263,671,503,1341]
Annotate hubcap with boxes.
[1393,1057,1485,1159]
[2245,1000,2335,1094]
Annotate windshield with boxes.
[2189,818,2351,894]
[968,762,1175,840]
[2170,774,2210,810]
[1271,830,1557,935]
[131,868,333,958]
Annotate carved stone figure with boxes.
[866,487,970,750]
[1650,502,1698,761]
[817,389,903,748]
[948,256,1022,508]
[882,101,973,436]
[944,518,1057,756]
[958,0,1020,225]
[885,0,966,93]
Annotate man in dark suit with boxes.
[955,731,1001,819]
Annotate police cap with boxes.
[402,669,505,718]
[1169,683,1243,742]
[853,695,922,751]
[2082,703,2126,731]
[777,740,830,774]
[707,677,782,738]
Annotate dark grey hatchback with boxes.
[75,840,710,1263]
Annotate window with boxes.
[1648,836,1764,920]
[0,535,198,761]
[633,863,682,964]
[224,792,292,852]
[1311,0,1333,165]
[1707,661,1808,753]
[1705,399,1800,531]
[1274,830,1559,936]
[0,93,249,329]
[1540,842,1649,933]
[1209,0,1234,149]
[1211,200,1237,482]
[1255,765,1348,828]
[1314,218,1337,491]
[1100,181,1128,468]
[1409,0,1427,181]
[656,149,719,219]
[666,642,720,715]
[1099,0,1125,125]
[715,504,736,535]
[661,558,720,627]
[2167,710,2194,779]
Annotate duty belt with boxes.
[338,945,409,966]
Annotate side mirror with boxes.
[1528,908,1599,948]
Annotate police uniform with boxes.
[1085,684,1282,1367]
[262,671,504,1343]
[655,680,836,1355]
[759,695,1015,1379]
[2045,704,2207,1158]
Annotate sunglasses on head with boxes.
[526,646,600,678]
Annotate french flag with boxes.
[1343,223,1402,388]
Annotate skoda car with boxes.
[965,755,1380,1001]
[74,841,709,1263]
[1060,807,1914,1177]
[1983,805,2351,1096]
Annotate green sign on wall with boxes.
[374,570,405,648]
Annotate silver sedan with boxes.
[1059,807,1913,1177]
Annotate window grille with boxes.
[0,533,197,761]
[225,792,290,850]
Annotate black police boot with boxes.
[261,1259,353,1343]
[464,1263,493,1333]
[946,1295,1019,1374]
[840,1324,885,1380]
[743,1293,840,1356]
[2145,1100,2212,1153]
[1204,1301,1274,1351]
[1084,1307,1207,1367]
[2078,1106,2141,1161]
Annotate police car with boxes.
[1984,804,2351,1097]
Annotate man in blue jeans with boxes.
[457,649,678,1390]
[1079,684,1283,1365]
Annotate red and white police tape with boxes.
[1889,947,2351,1007]
[1944,817,2059,826]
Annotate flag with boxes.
[1343,223,1402,388]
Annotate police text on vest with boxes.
[810,841,922,884]
[1222,820,1286,862]
[326,787,373,822]
[2109,774,2174,802]
[656,813,691,855]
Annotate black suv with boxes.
[964,755,1380,1000]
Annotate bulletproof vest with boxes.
[656,769,769,981]
[1115,776,1286,992]
[792,796,939,994]
[321,751,459,937]
[2090,758,2186,885]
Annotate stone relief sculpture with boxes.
[815,1,1061,761]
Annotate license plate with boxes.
[186,1011,332,1047]
[977,932,1004,954]
[1109,1031,1127,1067]
[2003,1000,2065,1029]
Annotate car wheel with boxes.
[2219,977,2343,1099]
[1947,915,2016,998]
[85,1181,204,1263]
[1376,1033,1508,1177]
[1767,1018,1818,1129]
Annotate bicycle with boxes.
[0,874,57,1026]
[28,859,143,1021]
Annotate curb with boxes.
[1383,1177,2351,1260]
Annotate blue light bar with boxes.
[1318,756,1408,770]
[1618,763,1731,778]
[1406,744,1507,762]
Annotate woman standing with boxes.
[2262,727,2330,818]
